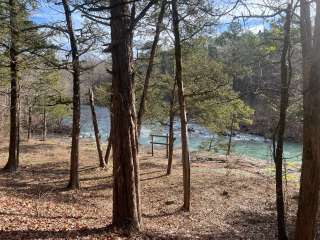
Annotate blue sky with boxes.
[28,0,277,59]
[30,2,83,28]
[30,1,273,33]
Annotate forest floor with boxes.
[0,137,302,240]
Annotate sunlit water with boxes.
[71,105,302,162]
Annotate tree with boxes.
[0,0,65,171]
[295,0,320,239]
[3,0,20,172]
[110,0,141,230]
[137,0,167,136]
[61,0,81,189]
[273,3,292,240]
[167,79,176,175]
[172,0,191,211]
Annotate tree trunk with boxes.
[137,0,166,136]
[273,4,292,240]
[104,132,112,166]
[172,0,191,211]
[62,0,81,190]
[110,0,141,230]
[27,106,32,141]
[16,97,20,167]
[295,1,320,239]
[208,137,214,151]
[167,80,176,175]
[227,115,235,156]
[89,88,105,168]
[4,0,19,172]
[42,106,47,141]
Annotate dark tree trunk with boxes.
[273,4,292,240]
[27,106,32,141]
[208,137,214,151]
[62,0,81,190]
[110,0,141,230]
[104,131,112,166]
[172,0,191,211]
[227,115,235,156]
[295,1,320,239]
[42,107,47,141]
[16,98,20,166]
[89,89,105,168]
[4,0,19,172]
[137,0,166,136]
[167,80,176,175]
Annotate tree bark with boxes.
[172,0,191,211]
[62,0,81,190]
[4,0,19,172]
[137,0,167,136]
[89,89,105,168]
[104,132,112,166]
[295,1,320,239]
[27,106,32,141]
[227,115,235,156]
[42,106,47,141]
[110,0,141,230]
[167,80,176,175]
[273,4,292,240]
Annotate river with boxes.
[75,105,302,162]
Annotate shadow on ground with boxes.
[0,160,112,204]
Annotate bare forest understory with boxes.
[0,137,308,240]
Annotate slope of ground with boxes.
[0,137,301,239]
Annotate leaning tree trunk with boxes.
[295,1,320,239]
[89,89,105,168]
[62,0,81,190]
[172,0,191,211]
[273,4,292,240]
[137,0,166,136]
[104,131,112,166]
[167,80,176,175]
[110,0,141,230]
[4,0,19,172]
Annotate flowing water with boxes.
[75,105,302,162]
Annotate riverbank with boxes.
[0,137,302,239]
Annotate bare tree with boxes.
[273,3,292,240]
[137,0,167,136]
[62,0,81,189]
[172,0,191,211]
